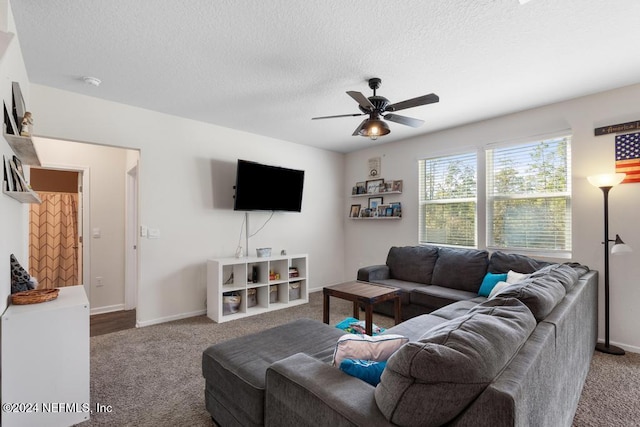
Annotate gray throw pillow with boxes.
[375,298,536,427]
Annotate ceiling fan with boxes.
[312,77,439,140]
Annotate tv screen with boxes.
[233,160,305,212]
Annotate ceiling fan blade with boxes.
[347,91,375,112]
[384,113,425,128]
[312,113,366,120]
[387,93,439,112]
[352,118,369,136]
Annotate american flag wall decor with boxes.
[615,132,640,183]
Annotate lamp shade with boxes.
[359,119,390,140]
[611,234,633,254]
[587,173,626,188]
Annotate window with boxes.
[418,152,477,247]
[486,135,572,254]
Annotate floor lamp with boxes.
[587,173,632,356]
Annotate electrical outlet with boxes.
[96,276,104,287]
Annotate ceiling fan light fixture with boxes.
[359,118,390,141]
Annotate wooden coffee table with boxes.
[323,281,401,335]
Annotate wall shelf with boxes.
[3,132,41,166]
[350,217,401,220]
[3,187,41,204]
[351,190,402,198]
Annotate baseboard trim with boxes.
[608,339,640,354]
[91,304,125,315]
[136,309,207,328]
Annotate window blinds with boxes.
[486,135,572,252]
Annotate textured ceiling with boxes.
[10,0,640,153]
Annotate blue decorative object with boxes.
[339,359,387,386]
[335,317,385,335]
[478,272,508,297]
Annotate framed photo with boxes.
[361,208,372,218]
[385,207,394,217]
[355,181,366,194]
[366,178,384,194]
[349,204,361,218]
[391,202,402,217]
[12,82,26,128]
[3,101,17,135]
[392,180,403,192]
[368,197,383,210]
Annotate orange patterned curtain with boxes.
[29,192,79,288]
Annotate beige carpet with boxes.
[82,292,640,426]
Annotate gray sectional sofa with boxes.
[202,246,597,426]
[357,245,552,319]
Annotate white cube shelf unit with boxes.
[207,254,308,323]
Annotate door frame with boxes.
[32,163,91,298]
[124,164,139,310]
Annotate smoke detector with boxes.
[83,76,102,87]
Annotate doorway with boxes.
[28,168,84,290]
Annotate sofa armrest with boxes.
[357,265,390,282]
[265,353,392,427]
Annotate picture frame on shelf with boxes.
[385,206,394,217]
[368,197,383,210]
[12,155,24,179]
[4,101,17,135]
[376,204,390,217]
[355,181,366,194]
[384,182,393,192]
[366,178,384,194]
[349,204,361,218]
[391,202,402,217]
[361,208,372,218]
[3,155,11,191]
[12,82,26,128]
[9,157,24,191]
[392,180,403,192]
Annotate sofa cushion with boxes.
[386,245,439,284]
[527,263,579,292]
[384,314,449,341]
[430,298,482,320]
[374,298,536,427]
[493,274,566,321]
[488,251,549,274]
[410,285,479,310]
[431,247,489,292]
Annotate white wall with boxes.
[28,84,346,326]
[32,138,133,312]
[0,1,30,314]
[345,83,640,353]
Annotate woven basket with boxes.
[11,289,59,305]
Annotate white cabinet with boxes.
[207,254,308,323]
[1,286,90,427]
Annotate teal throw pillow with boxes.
[339,359,387,386]
[478,272,508,297]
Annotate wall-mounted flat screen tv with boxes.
[233,159,305,212]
